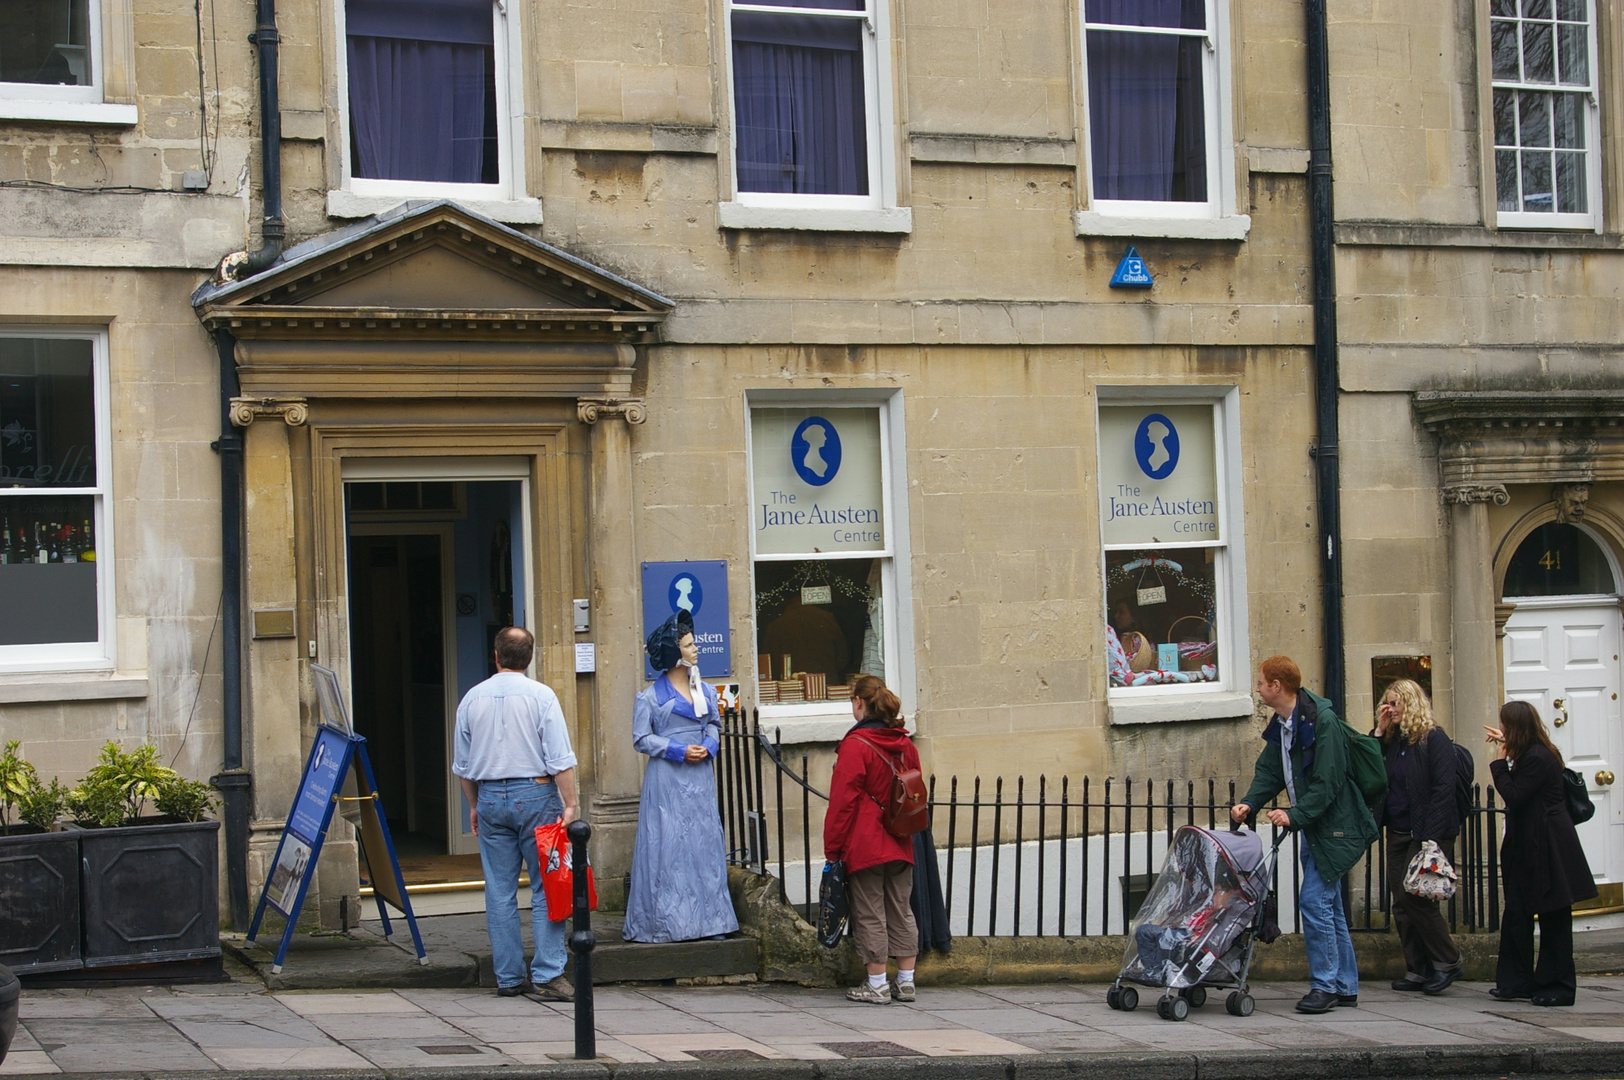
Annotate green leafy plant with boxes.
[1,740,40,833]
[155,776,218,823]
[68,742,176,827]
[17,777,68,831]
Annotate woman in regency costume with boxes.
[621,610,740,943]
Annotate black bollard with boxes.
[567,819,595,1061]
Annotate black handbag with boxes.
[817,860,850,948]
[1562,767,1595,825]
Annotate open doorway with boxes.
[344,475,529,866]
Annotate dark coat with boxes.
[1373,726,1460,844]
[1241,689,1379,883]
[824,720,919,874]
[1490,742,1597,913]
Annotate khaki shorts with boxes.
[847,860,918,964]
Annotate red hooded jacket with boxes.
[823,720,921,873]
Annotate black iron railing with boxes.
[715,707,1506,937]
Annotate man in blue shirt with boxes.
[453,626,579,999]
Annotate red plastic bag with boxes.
[534,821,597,922]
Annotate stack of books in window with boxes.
[776,679,804,703]
[826,683,850,701]
[757,676,779,704]
[799,672,826,702]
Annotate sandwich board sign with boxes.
[246,664,427,973]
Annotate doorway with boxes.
[344,472,531,861]
[1502,522,1624,908]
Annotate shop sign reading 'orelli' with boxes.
[1098,404,1220,546]
[752,408,885,556]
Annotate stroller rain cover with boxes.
[1120,826,1264,990]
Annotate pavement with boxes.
[5,973,1624,1079]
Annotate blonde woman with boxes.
[1373,679,1462,994]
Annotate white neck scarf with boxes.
[677,658,708,718]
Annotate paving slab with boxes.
[6,974,1624,1078]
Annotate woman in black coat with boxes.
[1485,700,1597,1006]
[1373,679,1461,994]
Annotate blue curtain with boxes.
[1086,0,1208,202]
[732,13,869,196]
[348,0,493,184]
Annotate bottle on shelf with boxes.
[80,518,95,563]
[62,523,79,563]
[34,523,48,564]
[48,522,62,563]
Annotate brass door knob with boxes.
[1597,770,1615,786]
[1551,698,1568,727]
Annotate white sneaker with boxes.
[891,980,916,1003]
[846,982,891,1004]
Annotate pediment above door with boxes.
[191,201,674,399]
[193,200,672,343]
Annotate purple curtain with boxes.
[732,13,868,196]
[348,0,493,184]
[1086,0,1208,202]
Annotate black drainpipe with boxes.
[244,0,284,273]
[210,329,251,932]
[1305,0,1344,717]
[208,0,283,931]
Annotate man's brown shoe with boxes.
[535,975,574,1002]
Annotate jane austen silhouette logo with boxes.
[1134,413,1180,481]
[791,416,843,487]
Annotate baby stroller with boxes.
[1106,823,1282,1021]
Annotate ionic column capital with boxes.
[229,396,309,428]
[577,396,647,425]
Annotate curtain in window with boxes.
[348,0,492,183]
[732,13,868,196]
[1086,0,1208,202]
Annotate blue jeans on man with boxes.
[1299,846,1358,997]
[476,779,566,989]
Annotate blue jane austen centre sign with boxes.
[641,560,732,678]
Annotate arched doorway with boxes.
[1502,521,1622,907]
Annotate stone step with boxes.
[224,911,759,991]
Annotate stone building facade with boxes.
[1,0,1616,922]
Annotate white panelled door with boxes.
[1502,598,1623,889]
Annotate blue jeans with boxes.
[476,779,566,989]
[1299,845,1358,995]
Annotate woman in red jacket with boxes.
[823,675,920,1004]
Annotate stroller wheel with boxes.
[1226,991,1255,1017]
[1169,996,1190,1021]
[1118,986,1139,1011]
[1106,987,1121,1010]
[1183,986,1207,1008]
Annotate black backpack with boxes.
[1450,738,1474,825]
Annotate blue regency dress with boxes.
[622,676,740,943]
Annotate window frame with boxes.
[1095,386,1250,725]
[0,0,137,125]
[1490,0,1604,232]
[1074,0,1248,240]
[327,0,537,221]
[744,391,912,736]
[0,326,115,674]
[719,0,910,233]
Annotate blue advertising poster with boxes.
[288,726,351,844]
[641,560,731,678]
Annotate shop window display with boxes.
[1105,548,1217,687]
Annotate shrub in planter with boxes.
[1,741,221,973]
[0,748,81,971]
[0,743,37,836]
[66,743,222,968]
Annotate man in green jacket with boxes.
[1230,655,1378,1014]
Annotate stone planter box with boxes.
[0,828,82,973]
[0,819,221,974]
[78,819,221,968]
